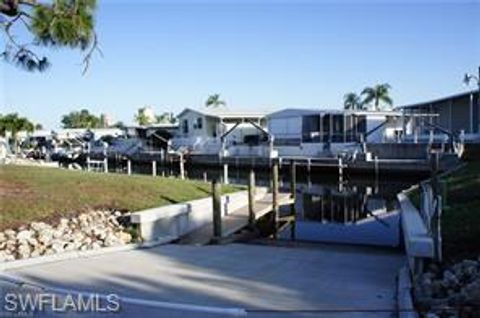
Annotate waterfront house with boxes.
[172,108,269,157]
[124,123,178,151]
[266,108,404,158]
[396,90,480,144]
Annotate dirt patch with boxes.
[0,180,36,199]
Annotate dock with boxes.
[178,193,294,245]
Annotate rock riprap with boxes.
[0,210,133,263]
[414,259,480,317]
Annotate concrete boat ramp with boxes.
[1,242,405,317]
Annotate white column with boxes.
[152,161,157,177]
[470,92,474,134]
[179,153,185,180]
[223,163,229,184]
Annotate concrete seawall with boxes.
[130,188,268,242]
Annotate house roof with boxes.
[266,108,402,118]
[395,90,478,110]
[177,108,268,120]
[126,123,178,129]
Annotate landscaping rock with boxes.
[4,229,16,240]
[414,259,480,317]
[0,250,15,262]
[117,232,132,244]
[16,230,33,242]
[17,243,31,259]
[0,210,134,263]
[463,279,480,304]
[38,228,54,245]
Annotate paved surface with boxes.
[178,193,293,244]
[0,243,405,317]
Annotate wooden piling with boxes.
[290,160,296,214]
[179,153,185,180]
[223,163,229,184]
[338,157,343,183]
[104,158,108,173]
[272,159,279,221]
[103,144,108,173]
[152,161,157,177]
[248,169,256,228]
[430,152,440,196]
[212,179,222,241]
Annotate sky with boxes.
[1,0,479,129]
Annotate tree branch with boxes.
[82,31,102,75]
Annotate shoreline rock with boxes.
[414,259,480,317]
[0,210,134,263]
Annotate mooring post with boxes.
[248,169,256,228]
[179,153,185,180]
[290,160,296,214]
[86,142,91,172]
[152,160,157,177]
[338,157,343,184]
[212,179,222,242]
[127,159,132,175]
[272,159,279,226]
[223,163,229,184]
[103,143,108,173]
[290,161,296,190]
[104,157,108,173]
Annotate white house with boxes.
[266,108,405,158]
[172,108,270,157]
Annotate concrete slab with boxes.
[0,243,405,317]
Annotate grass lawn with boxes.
[438,161,480,261]
[0,165,241,231]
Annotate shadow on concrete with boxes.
[2,242,406,317]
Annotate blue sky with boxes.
[1,0,479,129]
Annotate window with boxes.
[331,115,344,142]
[196,117,203,130]
[302,115,320,143]
[182,119,189,134]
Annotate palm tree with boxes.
[0,113,35,153]
[205,94,226,108]
[343,93,363,110]
[156,112,177,124]
[135,107,152,126]
[361,83,393,111]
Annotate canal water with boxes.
[119,160,421,248]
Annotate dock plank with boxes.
[178,193,293,245]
